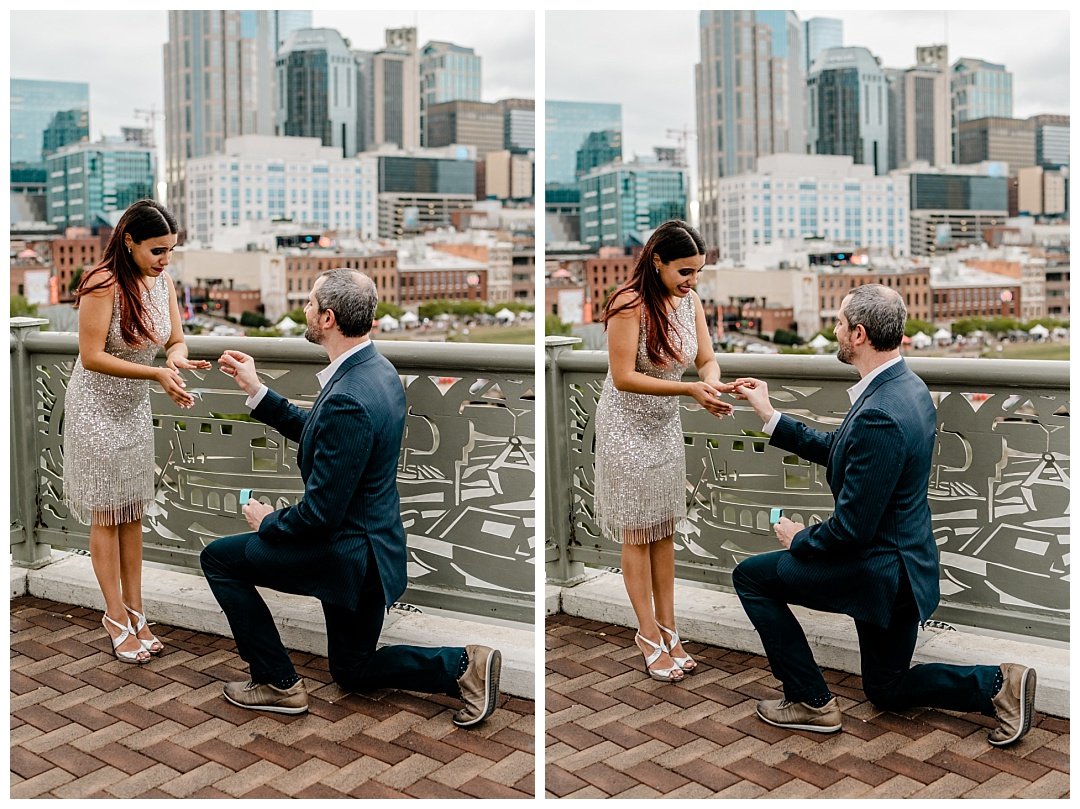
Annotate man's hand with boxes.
[219,350,261,397]
[243,500,274,532]
[774,517,804,550]
[732,377,776,423]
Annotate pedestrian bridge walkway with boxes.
[546,613,1067,799]
[11,596,535,799]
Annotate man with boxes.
[731,284,1035,746]
[202,269,501,727]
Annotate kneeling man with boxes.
[732,284,1035,747]
[202,269,500,727]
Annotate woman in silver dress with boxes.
[64,200,211,664]
[594,221,734,682]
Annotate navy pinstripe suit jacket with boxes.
[770,359,940,628]
[246,343,408,612]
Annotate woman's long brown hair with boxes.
[601,220,706,366]
[74,199,178,346]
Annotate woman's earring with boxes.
[127,246,132,255]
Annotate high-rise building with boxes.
[808,47,889,176]
[951,57,1013,162]
[10,79,89,167]
[164,11,279,228]
[498,98,535,154]
[886,45,951,170]
[710,154,909,264]
[184,135,377,246]
[578,160,688,250]
[425,100,504,157]
[803,17,842,72]
[420,41,481,146]
[485,150,534,201]
[903,165,1008,256]
[545,100,621,187]
[372,28,421,149]
[695,10,806,248]
[272,10,312,51]
[956,117,1035,170]
[45,139,156,230]
[352,49,376,153]
[1030,114,1070,168]
[276,28,358,157]
[366,144,477,237]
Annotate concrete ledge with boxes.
[557,572,1069,718]
[545,584,561,616]
[14,553,534,700]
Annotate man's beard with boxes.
[836,339,854,365]
[304,321,323,345]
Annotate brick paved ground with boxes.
[546,613,1069,799]
[10,596,534,798]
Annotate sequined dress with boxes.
[593,292,698,544]
[63,274,172,525]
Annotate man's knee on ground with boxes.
[862,676,908,711]
[329,654,375,694]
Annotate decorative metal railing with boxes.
[10,318,535,623]
[546,337,1069,641]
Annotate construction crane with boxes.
[132,107,165,148]
[664,126,695,167]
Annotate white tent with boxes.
[400,311,419,326]
[911,331,933,349]
[378,313,400,331]
[1028,323,1050,339]
[808,333,831,350]
[495,307,516,322]
[276,315,301,334]
[933,328,952,344]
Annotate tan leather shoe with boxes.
[453,645,501,727]
[989,663,1036,746]
[756,697,842,733]
[223,678,308,714]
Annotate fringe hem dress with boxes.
[63,275,172,526]
[593,292,697,544]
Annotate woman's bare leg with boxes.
[649,536,691,663]
[90,521,146,658]
[118,519,156,645]
[623,539,681,678]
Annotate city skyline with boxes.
[547,10,1069,163]
[9,10,534,151]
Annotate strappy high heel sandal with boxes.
[658,624,697,674]
[102,613,151,664]
[124,604,164,655]
[635,632,685,683]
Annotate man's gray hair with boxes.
[843,284,906,351]
[314,269,377,337]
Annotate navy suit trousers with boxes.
[201,533,465,696]
[733,550,997,715]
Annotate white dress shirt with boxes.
[245,339,371,409]
[761,355,903,435]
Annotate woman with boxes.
[64,199,212,664]
[594,220,733,682]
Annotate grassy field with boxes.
[980,342,1070,361]
[446,325,535,345]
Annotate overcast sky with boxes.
[547,9,1070,161]
[9,10,534,145]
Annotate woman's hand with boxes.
[156,366,195,409]
[687,381,734,418]
[167,355,213,373]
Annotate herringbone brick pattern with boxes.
[546,613,1069,799]
[10,597,534,798]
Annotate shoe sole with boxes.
[222,689,308,715]
[756,708,841,734]
[453,650,501,727]
[989,668,1036,747]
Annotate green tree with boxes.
[376,301,405,319]
[240,310,270,328]
[950,317,985,337]
[450,300,485,317]
[286,307,307,323]
[772,328,802,346]
[904,318,935,338]
[812,324,836,342]
[418,300,451,320]
[11,295,40,318]
[245,326,283,337]
[545,314,572,337]
[69,267,85,295]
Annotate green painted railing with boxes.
[10,318,535,624]
[545,337,1069,641]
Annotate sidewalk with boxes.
[11,596,534,798]
[546,613,1069,799]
